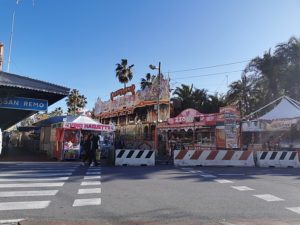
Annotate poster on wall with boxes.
[216,128,226,149]
[223,108,239,148]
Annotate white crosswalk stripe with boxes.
[214,179,233,184]
[0,182,64,188]
[0,219,25,224]
[254,194,284,202]
[73,198,101,207]
[286,207,300,214]
[0,190,58,197]
[0,177,69,182]
[0,201,51,211]
[78,188,101,194]
[231,186,254,191]
[81,181,101,186]
[0,173,72,177]
[84,175,101,180]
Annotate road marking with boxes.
[231,186,254,191]
[189,170,203,173]
[218,174,245,176]
[0,219,25,224]
[0,201,50,211]
[200,174,217,178]
[86,172,101,175]
[254,194,284,202]
[0,182,64,188]
[73,198,101,207]
[15,163,79,166]
[215,179,233,184]
[1,169,75,173]
[219,221,236,225]
[84,175,101,180]
[286,207,300,214]
[0,190,58,197]
[81,181,101,186]
[0,177,69,182]
[0,173,72,177]
[78,188,101,194]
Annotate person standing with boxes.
[89,133,99,166]
[81,134,91,166]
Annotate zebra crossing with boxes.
[73,167,102,207]
[0,161,103,224]
[0,162,78,212]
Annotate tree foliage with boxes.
[140,73,154,90]
[115,59,134,88]
[171,84,225,116]
[66,89,87,115]
[225,36,300,117]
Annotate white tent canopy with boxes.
[259,97,300,120]
[65,115,99,124]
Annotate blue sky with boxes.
[1,0,300,112]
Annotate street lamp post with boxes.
[149,62,161,125]
[149,62,161,151]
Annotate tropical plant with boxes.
[140,73,154,90]
[48,107,63,117]
[115,59,134,88]
[66,89,87,115]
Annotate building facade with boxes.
[94,76,170,149]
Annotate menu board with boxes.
[224,112,238,149]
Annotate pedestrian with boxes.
[81,134,91,166]
[89,133,99,167]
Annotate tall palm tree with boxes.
[192,88,208,112]
[226,74,253,116]
[140,73,153,90]
[66,89,87,115]
[115,59,134,88]
[173,84,194,113]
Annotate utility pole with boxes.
[7,10,16,73]
[157,61,161,124]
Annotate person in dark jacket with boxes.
[81,134,91,166]
[89,133,99,166]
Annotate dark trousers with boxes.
[82,150,89,163]
[89,149,98,165]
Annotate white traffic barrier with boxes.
[174,150,255,167]
[115,149,155,166]
[256,151,299,168]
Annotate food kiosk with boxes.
[50,115,114,160]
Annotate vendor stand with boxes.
[50,115,115,160]
[242,96,300,151]
[156,107,240,155]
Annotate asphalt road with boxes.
[0,162,300,225]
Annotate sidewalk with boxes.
[0,146,55,162]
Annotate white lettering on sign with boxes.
[0,99,19,106]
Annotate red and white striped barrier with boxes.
[256,151,300,168]
[174,150,255,167]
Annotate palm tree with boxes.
[66,89,87,115]
[49,107,63,117]
[115,59,134,88]
[173,84,194,113]
[226,74,253,117]
[192,88,208,112]
[140,73,153,90]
